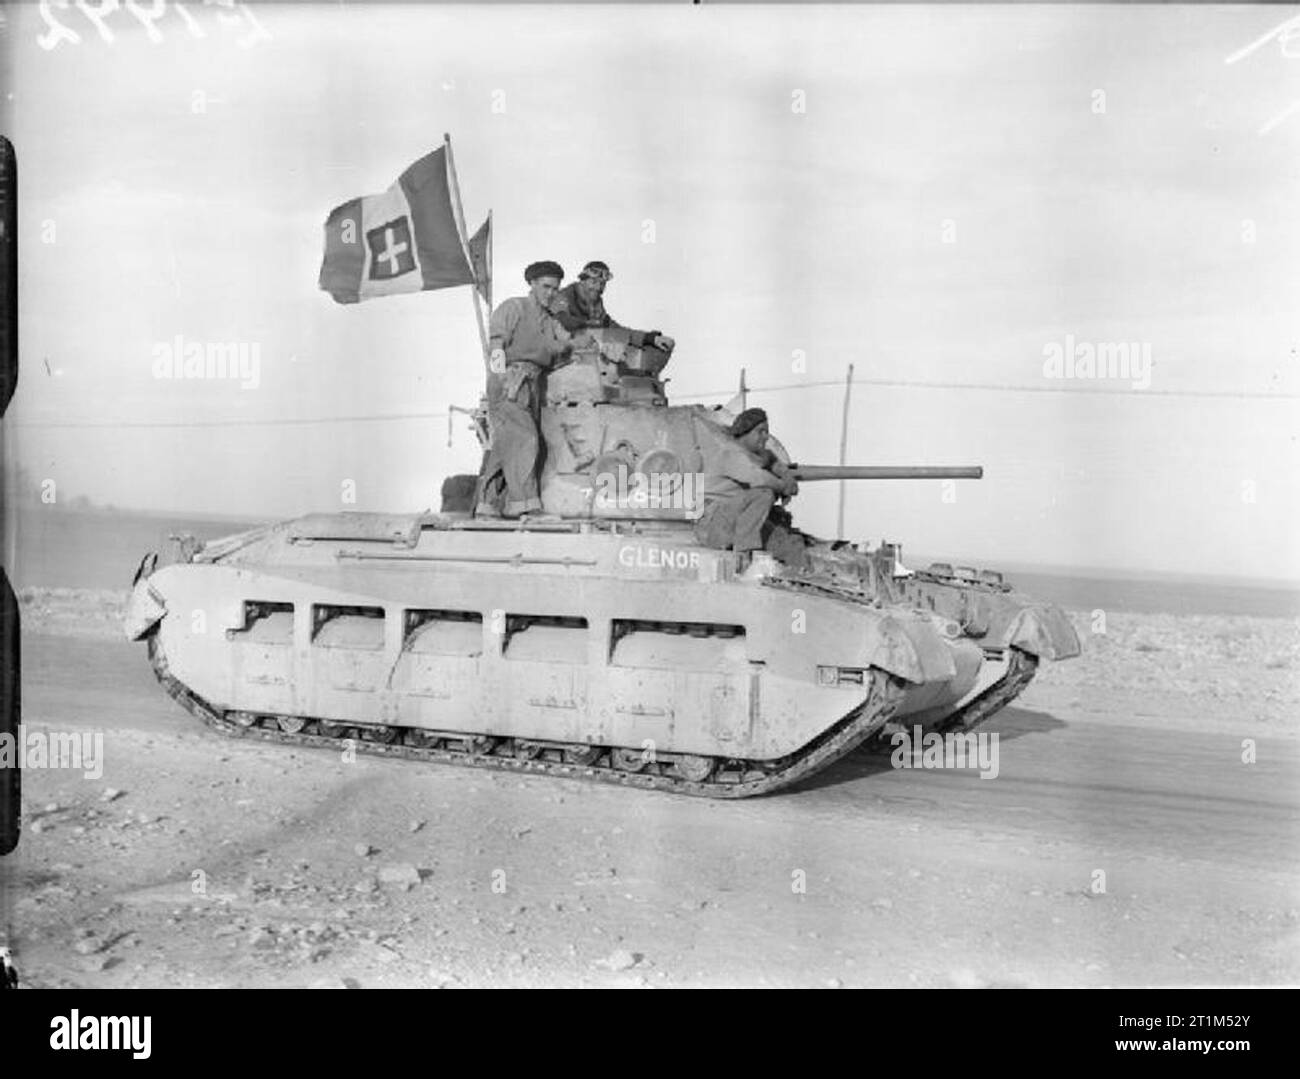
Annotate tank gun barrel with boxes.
[788,465,983,481]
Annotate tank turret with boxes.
[530,328,983,521]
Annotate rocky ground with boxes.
[2,588,1297,988]
[1048,606,1299,738]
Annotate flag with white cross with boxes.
[318,147,488,304]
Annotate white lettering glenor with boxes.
[616,544,702,573]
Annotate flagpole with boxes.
[443,133,490,372]
[837,362,854,538]
[485,208,493,311]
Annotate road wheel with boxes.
[611,748,647,773]
[562,745,601,766]
[673,754,715,783]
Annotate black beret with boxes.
[729,408,769,438]
[524,260,564,283]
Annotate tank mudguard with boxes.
[998,605,1082,660]
[863,612,959,684]
[124,577,167,641]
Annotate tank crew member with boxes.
[693,407,810,569]
[477,261,572,519]
[552,260,675,355]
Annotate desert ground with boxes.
[3,587,1297,988]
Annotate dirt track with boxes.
[3,594,1298,988]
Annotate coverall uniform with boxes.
[480,294,571,516]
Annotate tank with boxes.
[123,328,1080,797]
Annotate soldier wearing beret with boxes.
[477,260,573,518]
[552,260,675,355]
[693,408,809,568]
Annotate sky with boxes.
[2,2,1298,580]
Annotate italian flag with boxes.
[318,147,489,305]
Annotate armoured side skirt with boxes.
[139,563,987,761]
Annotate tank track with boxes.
[146,635,905,799]
[935,649,1038,734]
[762,577,880,606]
[866,648,1039,754]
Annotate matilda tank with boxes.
[123,329,1080,798]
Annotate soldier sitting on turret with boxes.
[553,260,676,356]
[694,408,811,570]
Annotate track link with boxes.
[146,635,905,799]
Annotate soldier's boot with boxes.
[473,469,504,519]
[502,497,544,519]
